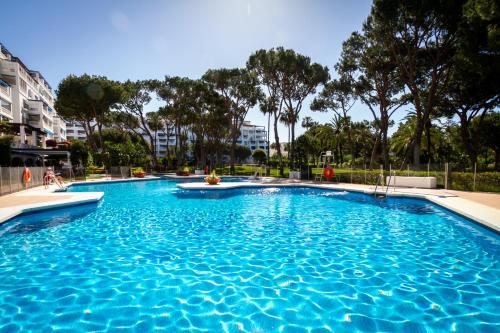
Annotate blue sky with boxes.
[2,0,381,140]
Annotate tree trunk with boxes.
[411,120,425,168]
[425,118,432,163]
[458,112,477,167]
[380,113,389,169]
[495,149,499,171]
[369,131,380,170]
[230,136,237,175]
[274,114,284,176]
[290,122,295,170]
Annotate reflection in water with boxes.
[0,203,97,236]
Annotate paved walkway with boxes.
[0,184,103,224]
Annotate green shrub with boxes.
[0,135,13,166]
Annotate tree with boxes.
[252,148,267,164]
[234,145,252,163]
[146,111,164,160]
[117,80,161,167]
[92,129,150,167]
[311,77,356,164]
[370,0,466,166]
[69,140,89,167]
[440,0,500,166]
[55,74,123,151]
[202,68,263,174]
[0,135,13,166]
[336,29,405,168]
[247,49,285,176]
[301,116,318,129]
[156,76,197,166]
[474,112,500,169]
[188,79,230,169]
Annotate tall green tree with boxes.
[247,49,286,175]
[275,48,329,169]
[147,111,164,161]
[473,112,500,169]
[156,76,197,166]
[117,80,160,166]
[311,77,356,164]
[202,68,263,174]
[336,29,406,168]
[370,0,466,166]
[55,74,123,151]
[440,0,500,166]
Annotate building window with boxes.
[20,79,27,92]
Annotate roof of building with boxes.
[0,43,53,91]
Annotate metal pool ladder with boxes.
[374,171,395,198]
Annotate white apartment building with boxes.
[65,121,88,141]
[236,120,268,151]
[65,119,268,158]
[0,43,66,147]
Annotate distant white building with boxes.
[0,43,66,147]
[65,119,268,158]
[65,121,89,141]
[237,121,268,151]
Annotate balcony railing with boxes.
[0,85,9,96]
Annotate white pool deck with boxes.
[0,177,498,232]
[0,177,162,224]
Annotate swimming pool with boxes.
[0,180,498,332]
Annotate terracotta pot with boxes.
[134,172,145,178]
[205,177,221,185]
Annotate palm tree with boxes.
[301,116,318,129]
[146,111,163,160]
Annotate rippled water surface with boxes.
[0,180,499,332]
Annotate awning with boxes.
[12,149,70,157]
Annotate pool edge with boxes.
[0,192,104,225]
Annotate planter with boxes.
[205,177,221,185]
[134,172,145,178]
[176,170,190,176]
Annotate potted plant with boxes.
[133,167,145,178]
[205,170,221,185]
[176,166,191,176]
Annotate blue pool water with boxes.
[0,180,499,332]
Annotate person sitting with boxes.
[43,167,56,188]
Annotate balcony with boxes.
[0,84,10,97]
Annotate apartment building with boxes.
[237,121,268,151]
[65,121,88,141]
[65,120,268,158]
[0,43,66,147]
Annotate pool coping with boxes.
[177,182,500,232]
[0,191,104,224]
